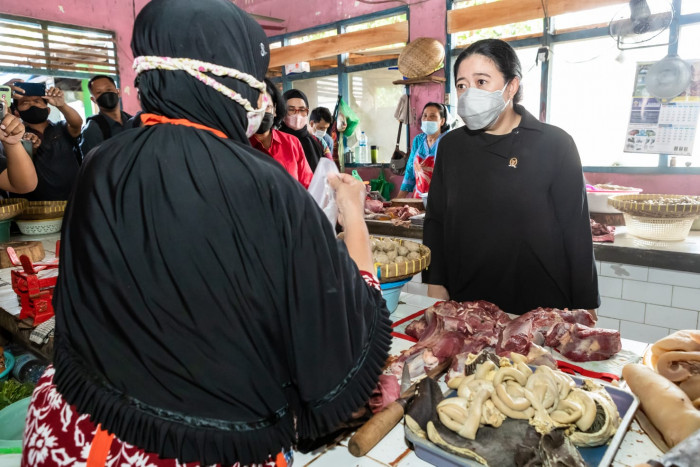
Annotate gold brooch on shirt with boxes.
[508,157,518,168]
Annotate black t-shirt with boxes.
[16,121,80,201]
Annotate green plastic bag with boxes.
[338,98,360,138]
[370,170,394,201]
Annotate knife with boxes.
[400,363,411,394]
[348,357,452,457]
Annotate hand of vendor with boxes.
[328,173,366,227]
[588,309,598,322]
[428,284,450,300]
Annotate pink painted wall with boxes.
[405,0,447,143]
[3,0,149,113]
[232,0,391,32]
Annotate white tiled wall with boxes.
[597,261,700,343]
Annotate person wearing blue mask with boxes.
[397,102,448,199]
[423,38,599,319]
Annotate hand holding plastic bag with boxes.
[308,158,340,227]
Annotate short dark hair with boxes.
[282,89,309,107]
[453,39,523,104]
[309,107,332,124]
[264,78,286,128]
[423,102,449,133]
[88,75,117,92]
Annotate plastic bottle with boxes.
[10,346,47,385]
[358,131,369,164]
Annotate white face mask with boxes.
[133,56,267,138]
[457,82,510,130]
[314,129,327,139]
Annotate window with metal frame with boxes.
[0,13,118,79]
[447,0,700,172]
[268,7,410,165]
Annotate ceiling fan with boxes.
[250,13,287,32]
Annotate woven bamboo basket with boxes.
[608,194,700,219]
[371,236,431,283]
[17,200,68,220]
[0,198,28,221]
[398,37,445,79]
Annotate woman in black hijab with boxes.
[22,1,391,466]
[279,89,328,171]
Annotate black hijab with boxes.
[52,0,391,465]
[279,89,325,171]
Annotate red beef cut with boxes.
[553,323,622,362]
[497,307,618,362]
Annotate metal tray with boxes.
[409,213,425,226]
[405,376,639,467]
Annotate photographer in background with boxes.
[0,98,39,195]
[8,79,82,201]
[79,75,132,159]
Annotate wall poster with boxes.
[625,60,700,155]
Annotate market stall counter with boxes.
[292,294,662,467]
[0,234,667,466]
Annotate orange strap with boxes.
[141,113,228,139]
[86,423,287,466]
[275,451,288,467]
[86,425,115,467]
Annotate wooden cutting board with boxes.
[0,241,45,269]
[389,198,424,210]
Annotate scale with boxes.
[6,241,60,326]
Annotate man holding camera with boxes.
[8,79,82,201]
[79,75,132,160]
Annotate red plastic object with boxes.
[7,241,60,326]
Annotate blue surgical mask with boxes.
[421,120,439,135]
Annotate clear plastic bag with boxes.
[308,158,339,227]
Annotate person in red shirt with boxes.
[250,79,313,188]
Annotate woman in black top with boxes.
[22,1,391,466]
[423,39,599,317]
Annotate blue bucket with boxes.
[380,278,410,313]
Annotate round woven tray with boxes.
[371,236,431,283]
[0,198,28,221]
[17,200,68,220]
[608,194,700,219]
[398,37,445,79]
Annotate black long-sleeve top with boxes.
[422,105,600,315]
